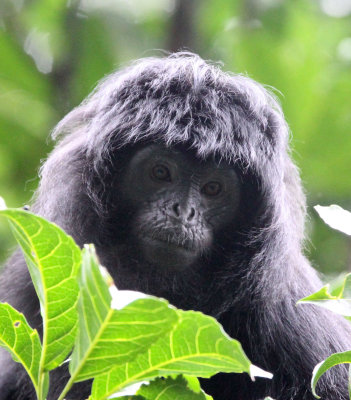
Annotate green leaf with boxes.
[68,245,179,382]
[90,310,266,400]
[137,375,213,399]
[327,274,351,298]
[311,351,351,398]
[298,274,351,317]
[182,375,202,394]
[0,208,81,370]
[0,303,49,399]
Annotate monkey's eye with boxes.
[151,164,171,182]
[201,181,222,197]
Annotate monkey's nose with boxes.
[171,203,196,222]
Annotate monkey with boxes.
[0,52,350,400]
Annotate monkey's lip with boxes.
[142,235,195,253]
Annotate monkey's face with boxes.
[121,145,241,271]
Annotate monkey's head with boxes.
[37,52,305,307]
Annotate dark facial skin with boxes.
[122,144,241,271]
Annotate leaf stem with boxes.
[57,376,75,400]
[38,371,46,400]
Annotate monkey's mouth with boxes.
[139,234,198,270]
[144,234,195,252]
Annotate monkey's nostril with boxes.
[188,207,195,221]
[172,203,180,217]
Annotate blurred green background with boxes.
[0,0,350,275]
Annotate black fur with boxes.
[1,52,350,400]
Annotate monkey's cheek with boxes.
[140,238,198,271]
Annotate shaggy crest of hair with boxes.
[53,52,287,169]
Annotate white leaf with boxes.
[110,287,150,310]
[314,205,351,236]
[0,197,6,210]
[250,364,273,381]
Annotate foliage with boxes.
[0,303,47,398]
[136,376,213,400]
[298,205,351,398]
[0,202,272,400]
[298,273,351,318]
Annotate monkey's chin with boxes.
[140,237,198,271]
